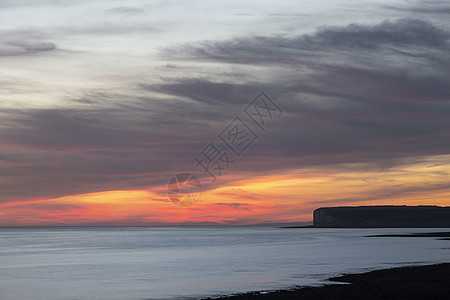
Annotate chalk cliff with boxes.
[313,206,450,228]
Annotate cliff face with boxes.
[313,206,450,228]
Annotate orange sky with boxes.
[2,154,449,226]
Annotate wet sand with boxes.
[204,263,450,299]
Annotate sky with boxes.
[1,0,450,226]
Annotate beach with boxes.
[205,231,450,299]
[205,263,450,299]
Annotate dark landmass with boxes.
[313,206,450,228]
[204,263,450,300]
[367,232,450,238]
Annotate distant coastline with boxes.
[313,205,450,228]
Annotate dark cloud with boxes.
[158,16,450,174]
[310,19,448,49]
[0,100,195,202]
[166,18,449,66]
[145,78,269,107]
[0,31,56,56]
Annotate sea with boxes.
[1,226,450,300]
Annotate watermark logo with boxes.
[244,91,283,131]
[167,91,283,207]
[167,173,202,207]
[219,117,258,157]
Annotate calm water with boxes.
[1,227,450,300]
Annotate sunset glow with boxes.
[1,0,450,226]
[2,153,449,225]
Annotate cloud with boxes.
[166,18,449,66]
[107,6,146,15]
[383,0,450,15]
[1,0,450,225]
[154,16,450,188]
[0,30,56,56]
[213,203,252,210]
[309,18,448,49]
[144,78,270,108]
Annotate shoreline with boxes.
[203,263,450,299]
[366,231,450,238]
